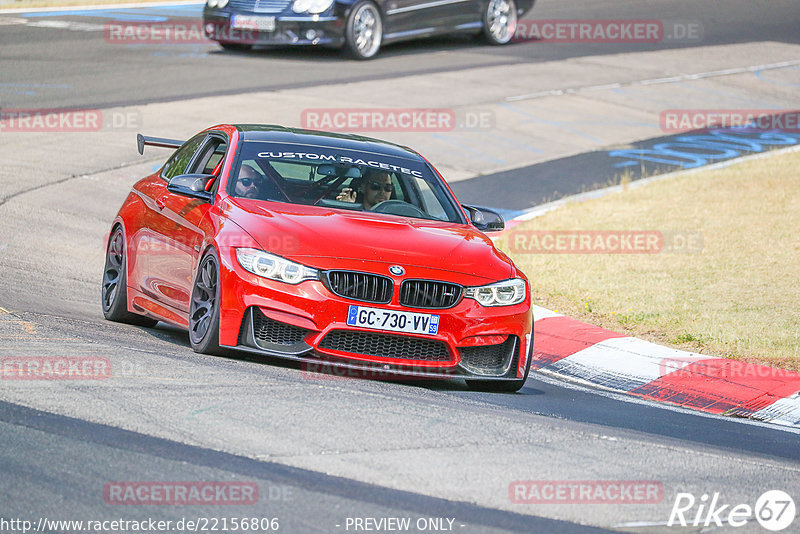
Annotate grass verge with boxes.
[497,148,800,371]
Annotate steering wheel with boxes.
[370,200,427,218]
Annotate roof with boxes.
[234,124,422,161]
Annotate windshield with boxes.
[228,140,465,223]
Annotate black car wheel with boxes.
[344,1,382,59]
[189,250,223,354]
[483,0,517,45]
[101,226,158,327]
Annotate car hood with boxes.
[225,199,513,282]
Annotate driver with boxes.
[336,170,393,210]
[233,165,264,199]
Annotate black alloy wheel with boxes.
[189,250,224,354]
[101,226,158,327]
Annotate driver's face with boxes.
[235,168,261,199]
[362,173,393,209]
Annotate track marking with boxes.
[505,59,800,102]
[25,19,105,31]
[20,321,37,335]
[0,319,39,335]
[0,337,77,341]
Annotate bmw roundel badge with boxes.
[389,265,405,276]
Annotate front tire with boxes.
[483,0,517,45]
[343,1,383,60]
[101,226,158,327]
[189,250,224,355]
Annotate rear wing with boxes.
[137,133,184,155]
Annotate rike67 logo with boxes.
[669,490,796,531]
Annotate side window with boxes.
[161,134,206,181]
[189,136,228,175]
[390,173,405,202]
[202,143,227,174]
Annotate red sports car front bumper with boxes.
[217,247,533,380]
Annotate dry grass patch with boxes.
[498,149,800,371]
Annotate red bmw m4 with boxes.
[102,124,532,391]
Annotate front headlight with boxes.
[207,0,218,7]
[236,248,318,284]
[292,0,333,13]
[464,279,526,307]
[291,0,310,12]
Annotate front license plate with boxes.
[231,15,275,31]
[346,305,439,336]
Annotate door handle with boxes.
[155,196,167,210]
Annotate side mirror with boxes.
[462,204,505,232]
[167,174,215,202]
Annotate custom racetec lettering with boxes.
[256,152,424,177]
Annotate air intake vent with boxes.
[319,330,450,361]
[252,307,309,346]
[228,0,291,13]
[458,336,517,376]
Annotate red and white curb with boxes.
[530,306,800,429]
[496,149,800,428]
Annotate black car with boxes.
[203,0,535,59]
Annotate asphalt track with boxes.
[1,0,800,532]
[1,0,799,109]
[451,115,800,209]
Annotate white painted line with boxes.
[532,305,562,321]
[581,82,623,91]
[26,19,105,30]
[505,59,800,102]
[751,393,800,426]
[638,76,685,85]
[549,336,715,392]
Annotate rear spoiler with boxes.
[137,133,184,155]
